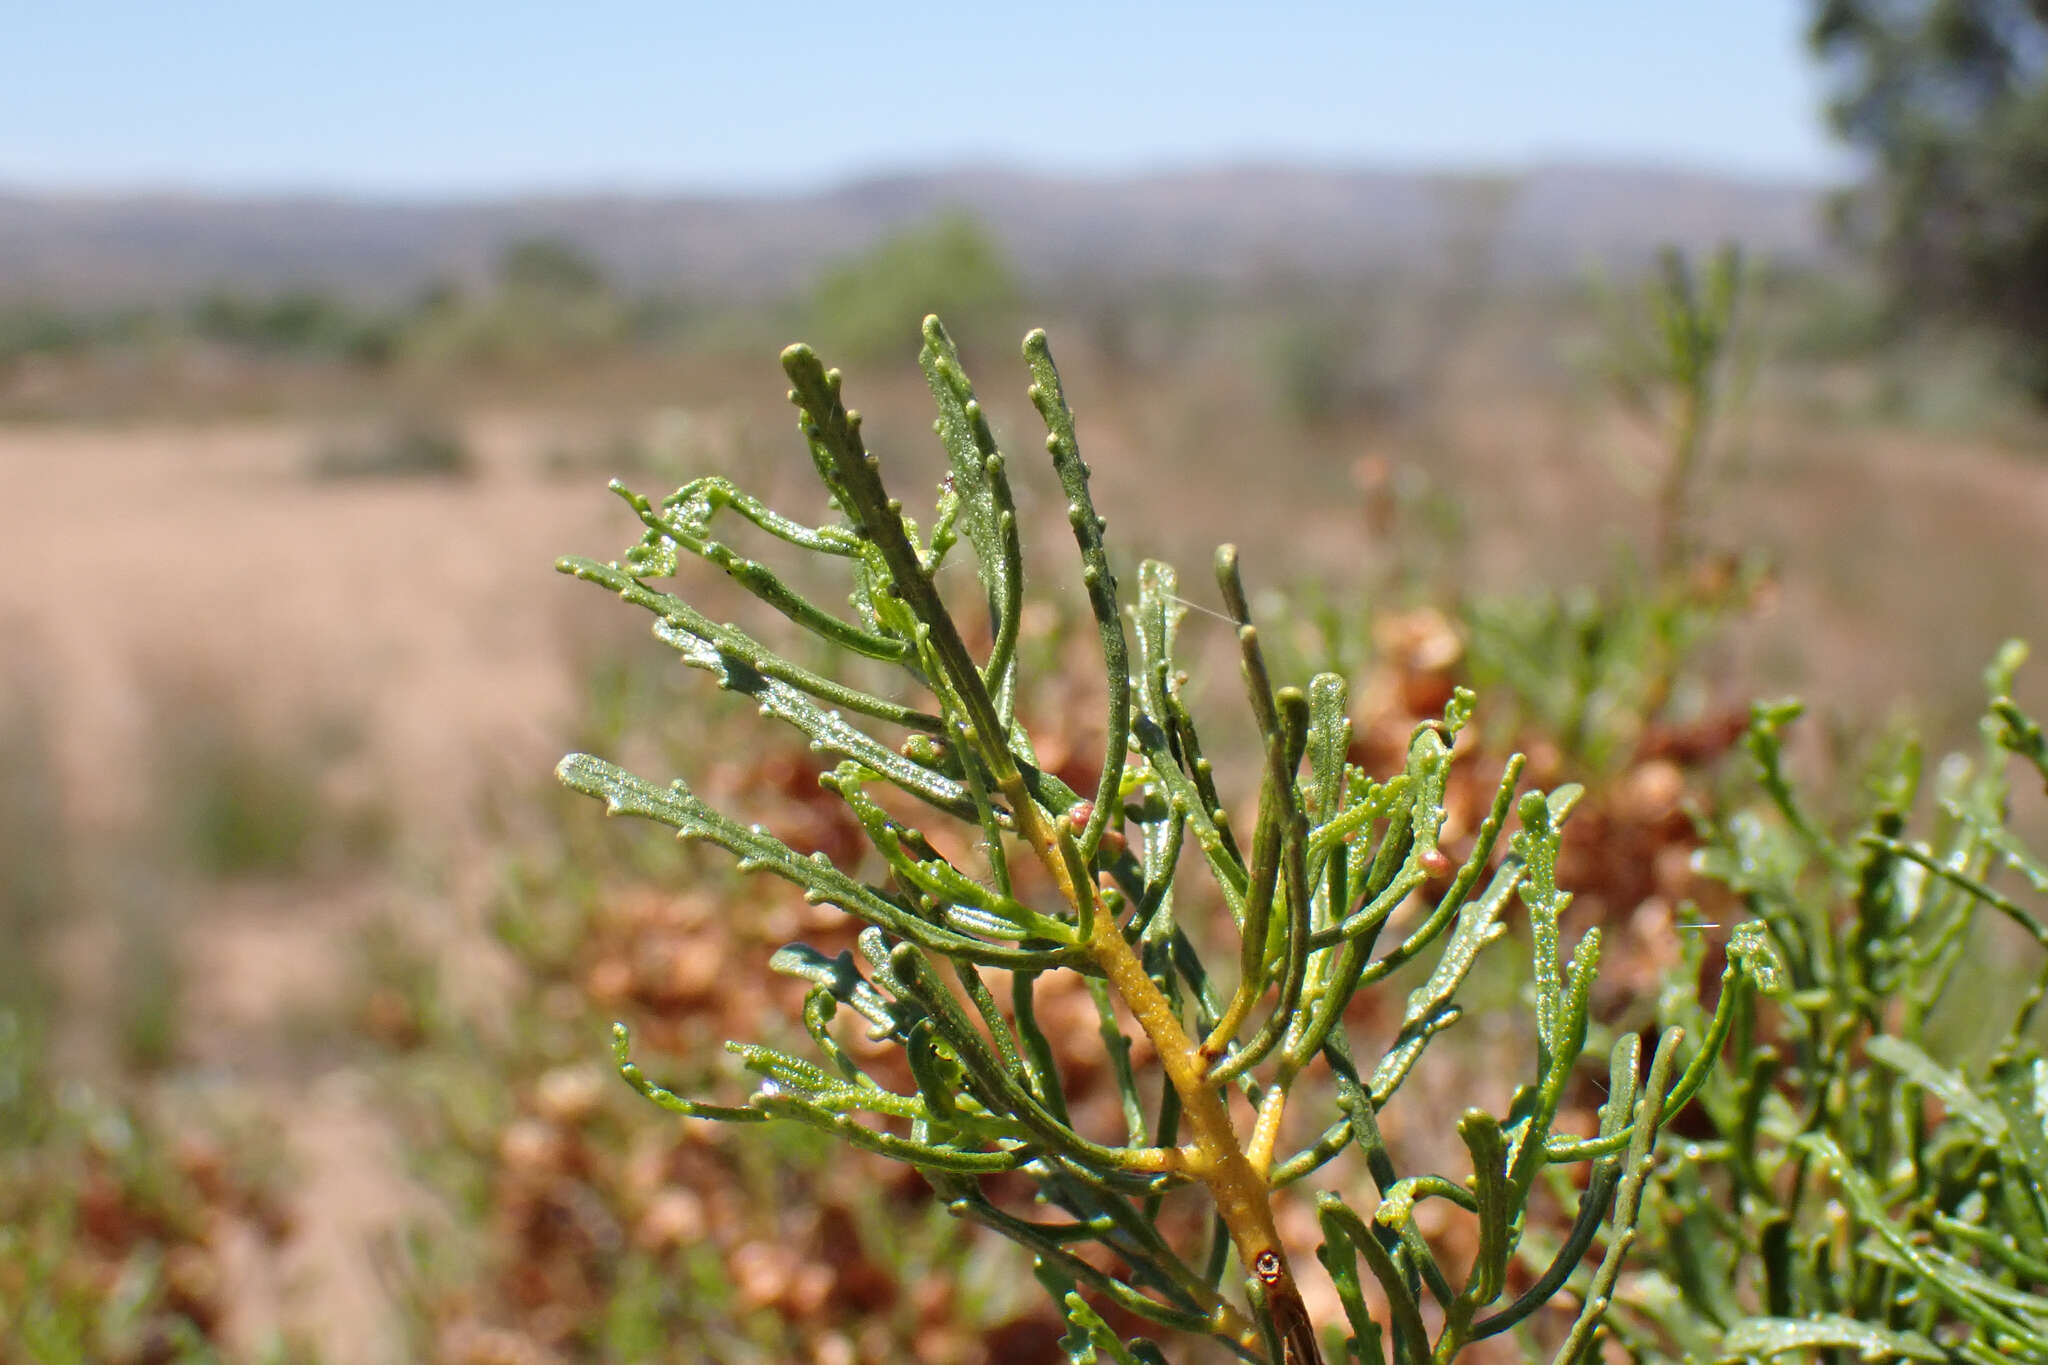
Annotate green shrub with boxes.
[307,415,474,481]
[394,239,632,370]
[153,697,391,880]
[807,213,1020,362]
[0,693,65,1013]
[1261,308,1400,429]
[163,729,322,879]
[188,288,398,364]
[1461,558,1759,776]
[1612,643,2048,1363]
[555,316,1770,1362]
[495,237,611,298]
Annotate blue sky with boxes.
[6,3,1844,195]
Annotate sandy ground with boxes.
[2,414,627,837]
[4,411,635,1362]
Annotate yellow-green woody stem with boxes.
[1012,790,1308,1352]
[788,343,1315,1358]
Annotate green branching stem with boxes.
[920,317,1027,720]
[559,555,946,733]
[1026,328,1130,862]
[613,479,915,661]
[1547,1029,1682,1365]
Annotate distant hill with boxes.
[0,163,1829,305]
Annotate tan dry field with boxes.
[3,367,2045,1360]
[4,412,622,1360]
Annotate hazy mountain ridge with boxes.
[0,163,1828,305]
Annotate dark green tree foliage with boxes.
[1615,643,2048,1363]
[188,289,396,364]
[402,236,629,366]
[1812,0,2048,395]
[495,237,611,299]
[555,317,1770,1362]
[808,213,1020,361]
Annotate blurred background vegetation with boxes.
[4,3,2048,1363]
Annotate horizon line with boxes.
[0,151,1849,206]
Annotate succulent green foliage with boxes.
[1462,571,1751,776]
[1614,641,2048,1363]
[555,316,1750,1361]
